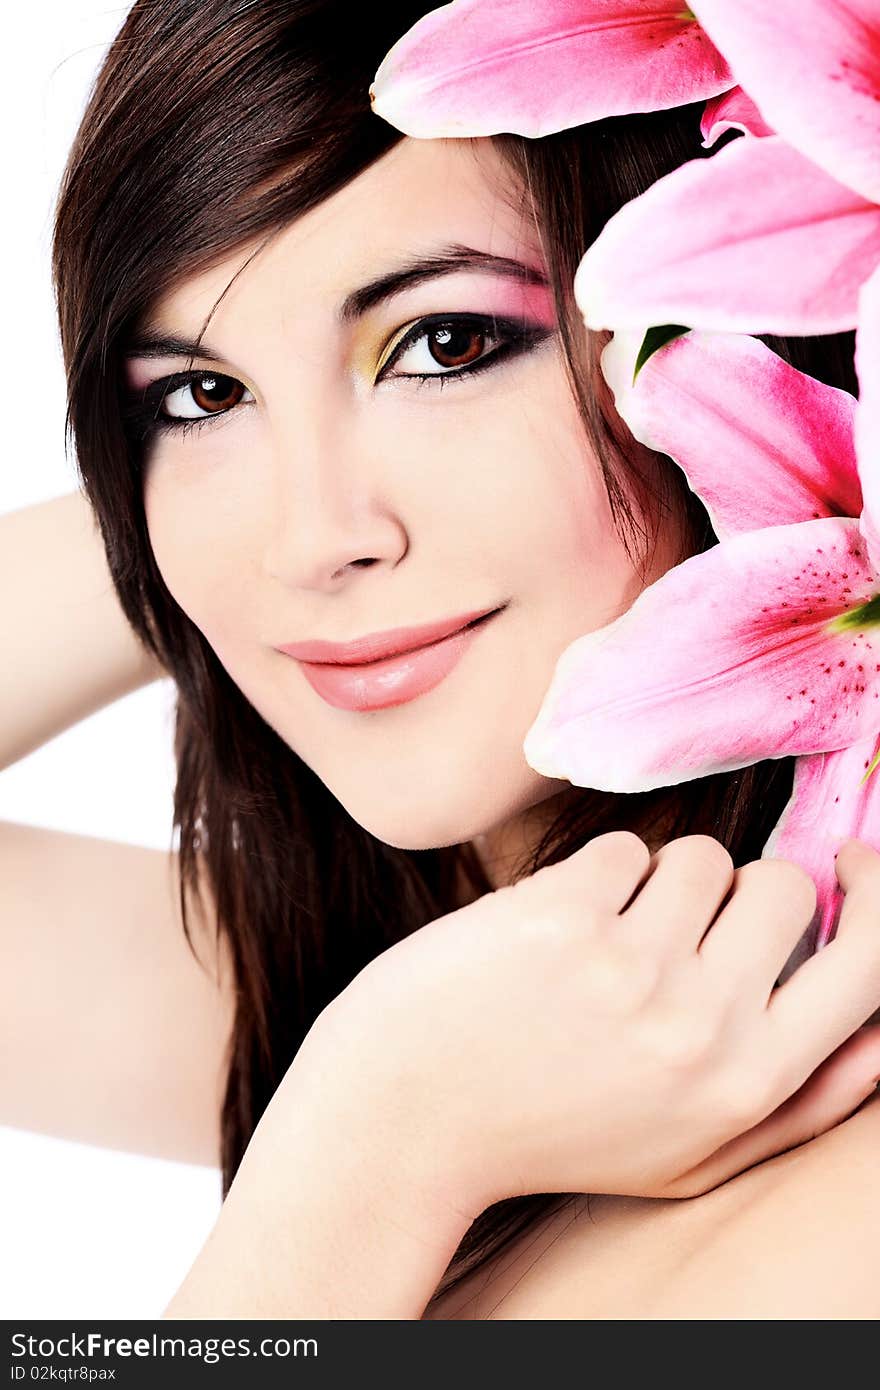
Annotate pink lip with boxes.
[282,607,503,712]
[277,606,500,665]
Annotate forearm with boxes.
[163,1057,471,1320]
[0,491,164,771]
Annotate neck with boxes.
[469,787,580,891]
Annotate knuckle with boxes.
[653,835,734,884]
[838,846,880,902]
[838,838,880,874]
[585,830,651,870]
[646,1009,720,1072]
[496,878,569,942]
[751,857,818,916]
[673,835,735,877]
[585,939,660,1013]
[730,859,764,887]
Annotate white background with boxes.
[1,4,222,1317]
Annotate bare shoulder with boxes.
[446,1094,880,1320]
[688,1088,880,1320]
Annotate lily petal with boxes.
[575,135,880,336]
[602,329,862,539]
[370,0,732,139]
[764,733,880,980]
[855,264,880,574]
[523,517,880,793]
[691,0,880,205]
[700,85,774,148]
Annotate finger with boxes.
[619,835,735,954]
[831,837,880,940]
[562,830,653,915]
[662,1025,880,1199]
[766,853,880,1074]
[698,858,817,995]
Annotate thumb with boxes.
[834,836,880,895]
[660,1024,880,1199]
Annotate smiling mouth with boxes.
[401,606,499,653]
[278,604,505,666]
[293,605,505,711]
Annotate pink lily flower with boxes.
[767,737,880,975]
[524,267,880,952]
[690,0,880,205]
[699,86,773,149]
[370,0,733,139]
[575,134,880,338]
[574,1,880,336]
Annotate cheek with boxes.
[431,364,641,614]
[142,465,258,650]
[384,361,599,537]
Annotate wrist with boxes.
[165,1025,473,1319]
[299,994,496,1223]
[287,1009,483,1232]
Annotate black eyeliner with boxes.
[120,313,554,446]
[120,369,239,444]
[375,312,553,385]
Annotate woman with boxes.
[6,0,877,1317]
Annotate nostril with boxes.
[332,556,377,579]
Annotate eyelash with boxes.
[377,312,551,387]
[121,312,553,444]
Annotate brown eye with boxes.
[187,374,246,413]
[377,314,539,384]
[427,325,486,368]
[160,372,250,422]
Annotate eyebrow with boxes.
[339,244,549,320]
[123,331,226,363]
[124,245,549,362]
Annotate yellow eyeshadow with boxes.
[372,318,420,379]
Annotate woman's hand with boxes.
[166,832,880,1318]
[305,832,880,1219]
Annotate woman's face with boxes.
[130,138,680,850]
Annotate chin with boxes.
[336,798,485,852]
[368,826,465,852]
[329,767,560,855]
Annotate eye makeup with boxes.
[355,270,557,381]
[121,306,556,444]
[375,311,554,385]
[120,268,559,444]
[120,368,252,444]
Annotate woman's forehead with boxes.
[146,138,541,333]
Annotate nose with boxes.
[264,404,408,593]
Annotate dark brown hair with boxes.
[52,0,857,1313]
